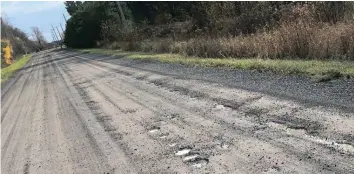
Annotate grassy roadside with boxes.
[1,54,32,84]
[79,48,354,81]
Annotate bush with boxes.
[110,19,354,61]
[71,2,354,61]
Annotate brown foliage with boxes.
[105,2,354,60]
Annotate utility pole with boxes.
[51,31,58,47]
[63,13,67,23]
[55,26,63,49]
[55,26,63,41]
[52,25,62,49]
[51,25,59,41]
[51,31,56,42]
[51,29,59,42]
[50,32,55,43]
[60,23,65,35]
[51,29,60,48]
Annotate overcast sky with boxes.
[1,1,70,42]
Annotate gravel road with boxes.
[2,49,354,174]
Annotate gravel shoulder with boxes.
[1,49,354,173]
[84,51,354,111]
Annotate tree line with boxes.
[63,2,354,60]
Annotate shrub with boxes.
[102,2,354,61]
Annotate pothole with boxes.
[169,143,177,147]
[180,151,210,168]
[270,117,321,135]
[216,142,230,149]
[190,158,209,168]
[135,75,148,80]
[122,108,137,114]
[148,126,160,133]
[214,104,225,110]
[159,135,168,139]
[183,154,199,162]
[149,129,159,133]
[170,113,180,119]
[96,115,112,122]
[267,121,354,155]
[175,148,191,156]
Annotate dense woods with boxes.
[64,2,354,60]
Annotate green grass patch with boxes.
[1,54,32,84]
[79,48,354,80]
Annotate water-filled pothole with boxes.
[268,121,354,155]
[183,154,199,162]
[175,149,191,156]
[215,104,226,110]
[190,158,209,168]
[159,135,168,139]
[149,129,159,133]
[148,126,160,133]
[216,142,230,149]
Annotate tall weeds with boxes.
[107,3,354,60]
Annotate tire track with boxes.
[67,59,301,172]
[51,53,136,173]
[60,66,212,173]
[76,54,353,148]
[1,55,40,123]
[3,49,353,174]
[71,53,353,173]
[22,53,46,174]
[1,55,41,159]
[1,54,43,173]
[21,53,46,174]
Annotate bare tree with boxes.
[31,27,47,50]
[1,16,37,56]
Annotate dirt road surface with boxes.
[2,49,354,174]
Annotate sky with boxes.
[1,1,70,42]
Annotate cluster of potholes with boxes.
[148,126,210,169]
[71,61,354,166]
[72,75,217,169]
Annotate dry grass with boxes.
[107,20,354,61]
[177,21,354,60]
[80,48,354,78]
[1,54,31,84]
[95,10,354,80]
